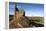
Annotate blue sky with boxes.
[9,2,44,17]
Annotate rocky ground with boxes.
[9,15,44,29]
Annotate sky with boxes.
[9,2,44,17]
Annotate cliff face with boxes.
[9,8,30,28]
